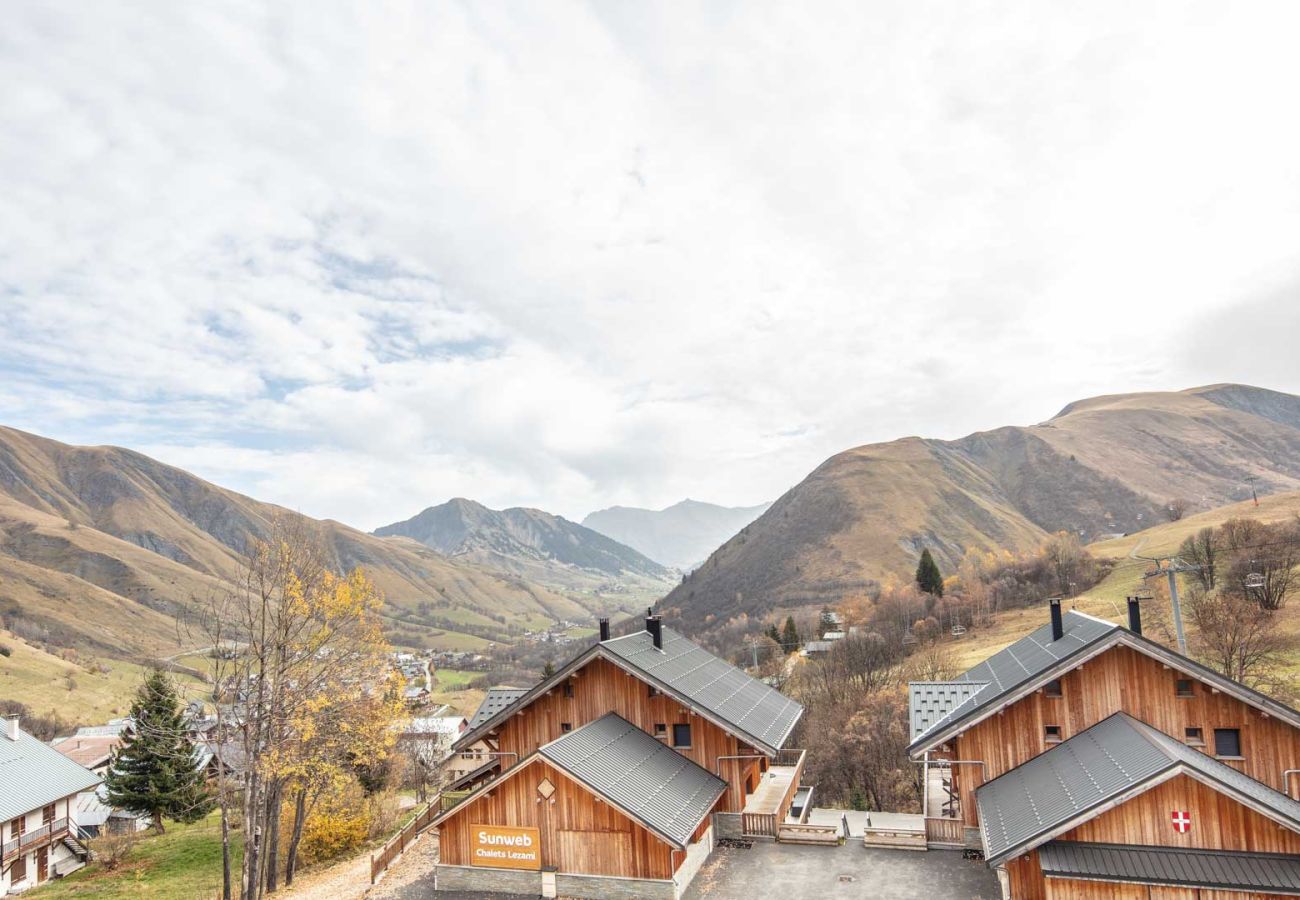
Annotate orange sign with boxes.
[470,824,541,870]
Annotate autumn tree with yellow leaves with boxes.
[196,516,403,900]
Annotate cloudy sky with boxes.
[3,1,1299,529]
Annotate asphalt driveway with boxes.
[683,839,1001,900]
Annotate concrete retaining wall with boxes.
[436,864,541,895]
[713,812,743,839]
[673,825,713,897]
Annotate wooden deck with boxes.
[740,749,806,838]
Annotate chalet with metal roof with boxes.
[432,614,806,899]
[1,716,97,893]
[908,597,1300,900]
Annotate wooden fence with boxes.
[741,812,777,837]
[370,800,439,884]
[924,816,965,848]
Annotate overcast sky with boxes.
[3,1,1299,529]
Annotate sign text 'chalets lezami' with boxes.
[470,824,542,870]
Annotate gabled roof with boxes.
[0,726,102,822]
[601,627,803,752]
[977,712,1300,864]
[434,714,727,849]
[1039,841,1300,895]
[452,626,803,756]
[908,681,988,738]
[467,687,527,730]
[540,713,727,847]
[50,735,120,770]
[908,609,1300,756]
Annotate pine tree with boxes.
[916,548,944,597]
[781,615,801,651]
[104,669,212,832]
[766,623,782,647]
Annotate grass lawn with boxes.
[430,667,478,690]
[33,814,241,900]
[0,631,209,725]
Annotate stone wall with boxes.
[436,864,678,900]
[712,812,743,839]
[436,864,541,895]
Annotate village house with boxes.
[442,687,526,790]
[1,716,98,894]
[909,598,1300,899]
[429,614,806,899]
[49,733,148,836]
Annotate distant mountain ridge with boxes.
[582,499,771,570]
[658,384,1300,635]
[374,498,675,585]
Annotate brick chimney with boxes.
[3,714,18,741]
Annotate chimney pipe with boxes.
[598,618,610,642]
[2,714,18,742]
[1127,597,1142,635]
[1049,597,1064,641]
[646,614,663,650]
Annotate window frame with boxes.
[562,682,574,699]
[672,723,693,749]
[1175,678,1195,699]
[1184,726,1205,746]
[1213,727,1243,759]
[1044,679,1063,699]
[1044,725,1063,744]
[560,722,572,733]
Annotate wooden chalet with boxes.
[431,614,806,899]
[909,598,1300,899]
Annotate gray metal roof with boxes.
[909,681,988,738]
[977,712,1300,864]
[468,687,527,730]
[0,726,101,822]
[908,610,1119,752]
[601,626,804,753]
[539,713,727,848]
[1040,841,1300,894]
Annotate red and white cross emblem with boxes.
[1171,810,1192,833]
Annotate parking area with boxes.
[683,840,1001,900]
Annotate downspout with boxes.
[1283,769,1300,799]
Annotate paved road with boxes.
[684,839,1001,900]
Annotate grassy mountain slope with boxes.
[659,385,1300,634]
[582,499,771,570]
[0,426,625,658]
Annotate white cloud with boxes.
[2,0,1299,528]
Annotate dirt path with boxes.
[271,828,438,900]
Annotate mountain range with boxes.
[657,384,1300,634]
[582,499,771,570]
[374,498,675,592]
[0,427,662,659]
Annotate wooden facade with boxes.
[944,645,1300,828]
[487,657,765,812]
[1006,773,1300,899]
[439,757,715,879]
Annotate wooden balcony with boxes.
[741,749,806,837]
[2,817,69,862]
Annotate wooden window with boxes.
[562,682,574,699]
[654,723,667,737]
[1044,679,1062,699]
[1214,728,1242,758]
[42,804,55,825]
[672,723,692,748]
[1044,725,1062,744]
[1175,678,1195,698]
[1185,727,1205,746]
[648,685,660,698]
[560,722,572,733]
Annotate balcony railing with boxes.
[2,817,69,862]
